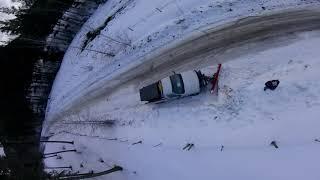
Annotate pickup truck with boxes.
[139,70,207,103]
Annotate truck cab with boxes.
[139,70,202,103]
[161,71,200,99]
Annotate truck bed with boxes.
[139,82,162,102]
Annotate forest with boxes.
[0,0,102,178]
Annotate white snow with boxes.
[0,0,20,45]
[0,144,5,157]
[43,0,320,179]
[0,0,16,7]
[44,0,320,129]
[44,30,320,179]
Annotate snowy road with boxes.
[44,6,320,130]
[122,8,320,85]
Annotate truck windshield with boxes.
[170,74,185,94]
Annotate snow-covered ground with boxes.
[0,146,5,157]
[44,30,320,179]
[43,0,320,179]
[0,0,19,45]
[44,0,320,130]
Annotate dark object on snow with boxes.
[264,80,280,91]
[139,82,162,102]
[187,144,194,151]
[270,141,279,149]
[153,143,162,147]
[220,145,224,152]
[183,143,194,151]
[183,143,190,150]
[132,141,142,145]
[315,139,320,143]
[45,166,72,169]
[44,149,77,156]
[99,158,104,163]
